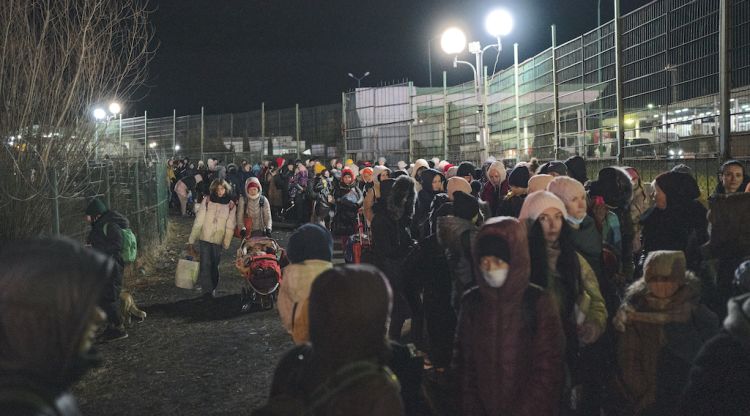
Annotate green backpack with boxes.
[103,223,138,263]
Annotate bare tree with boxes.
[0,0,153,239]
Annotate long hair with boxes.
[528,219,581,317]
[0,238,112,387]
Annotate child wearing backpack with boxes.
[85,197,135,342]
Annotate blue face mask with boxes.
[566,214,586,225]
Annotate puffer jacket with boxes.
[612,274,718,416]
[87,210,129,264]
[188,197,236,249]
[455,217,564,416]
[277,260,333,344]
[436,215,478,309]
[237,177,272,233]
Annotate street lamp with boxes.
[441,9,513,161]
[347,71,370,88]
[92,101,122,160]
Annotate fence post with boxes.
[614,0,625,165]
[514,43,521,162]
[134,160,143,237]
[200,106,205,161]
[173,109,177,155]
[551,25,560,160]
[719,0,732,161]
[118,114,123,156]
[341,93,347,159]
[443,71,449,160]
[408,81,414,162]
[105,163,111,211]
[50,167,60,236]
[144,111,149,159]
[296,103,301,159]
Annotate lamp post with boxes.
[93,101,122,160]
[347,71,370,88]
[441,9,513,162]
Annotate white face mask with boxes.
[566,214,585,225]
[482,269,509,288]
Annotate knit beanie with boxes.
[643,250,686,283]
[341,168,354,180]
[539,161,568,176]
[547,176,586,206]
[287,223,334,264]
[445,166,459,179]
[528,174,554,194]
[508,165,530,188]
[487,161,507,184]
[654,171,700,203]
[453,191,479,221]
[456,161,476,178]
[518,191,567,222]
[85,198,107,216]
[437,160,449,172]
[314,162,327,175]
[476,234,511,263]
[564,155,588,184]
[446,177,472,201]
[443,163,455,174]
[588,166,633,208]
[361,167,374,177]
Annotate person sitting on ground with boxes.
[611,250,718,416]
[237,177,272,238]
[84,198,131,342]
[188,179,237,298]
[277,224,334,344]
[0,238,112,415]
[454,216,564,416]
[256,265,404,416]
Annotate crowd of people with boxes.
[2,153,750,415]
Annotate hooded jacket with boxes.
[188,193,236,249]
[437,215,478,309]
[237,177,272,233]
[613,270,718,415]
[410,159,430,193]
[277,260,333,344]
[413,169,444,240]
[680,293,750,416]
[87,210,130,264]
[455,217,564,416]
[371,176,416,288]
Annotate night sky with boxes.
[133,0,653,118]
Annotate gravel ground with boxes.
[72,216,327,415]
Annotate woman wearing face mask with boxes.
[0,238,112,415]
[612,250,718,416]
[454,216,564,416]
[519,191,608,412]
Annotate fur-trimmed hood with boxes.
[622,271,702,310]
[436,215,476,253]
[386,176,416,221]
[472,217,530,301]
[724,293,750,349]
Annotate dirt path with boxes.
[73,216,319,415]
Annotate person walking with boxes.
[188,179,237,298]
[237,177,272,238]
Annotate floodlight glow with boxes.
[93,108,106,120]
[469,41,481,54]
[441,27,467,55]
[174,144,181,151]
[109,102,121,115]
[485,9,513,38]
[149,142,157,148]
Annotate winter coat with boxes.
[436,215,478,309]
[225,170,244,199]
[289,167,309,200]
[332,182,363,236]
[480,181,501,217]
[639,202,708,273]
[410,159,430,193]
[498,192,526,218]
[188,196,236,249]
[455,217,564,416]
[237,178,272,234]
[277,260,333,344]
[413,169,443,240]
[371,180,415,289]
[87,210,129,264]
[0,376,83,416]
[708,176,750,203]
[680,293,750,416]
[612,275,718,416]
[266,170,283,208]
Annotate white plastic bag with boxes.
[175,258,199,289]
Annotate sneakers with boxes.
[96,327,128,343]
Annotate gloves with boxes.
[240,227,247,238]
[264,228,272,238]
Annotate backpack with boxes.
[103,223,137,263]
[253,358,398,416]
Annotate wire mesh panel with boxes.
[120,116,146,158]
[516,49,556,160]
[343,84,412,163]
[412,87,446,160]
[446,81,481,163]
[300,103,342,158]
[488,66,518,161]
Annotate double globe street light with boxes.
[92,101,122,160]
[441,9,513,161]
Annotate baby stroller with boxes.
[235,236,284,311]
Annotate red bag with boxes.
[234,217,253,239]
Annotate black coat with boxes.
[87,210,129,265]
[639,202,708,272]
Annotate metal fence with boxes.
[96,102,343,164]
[343,0,750,165]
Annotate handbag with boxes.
[175,258,200,289]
